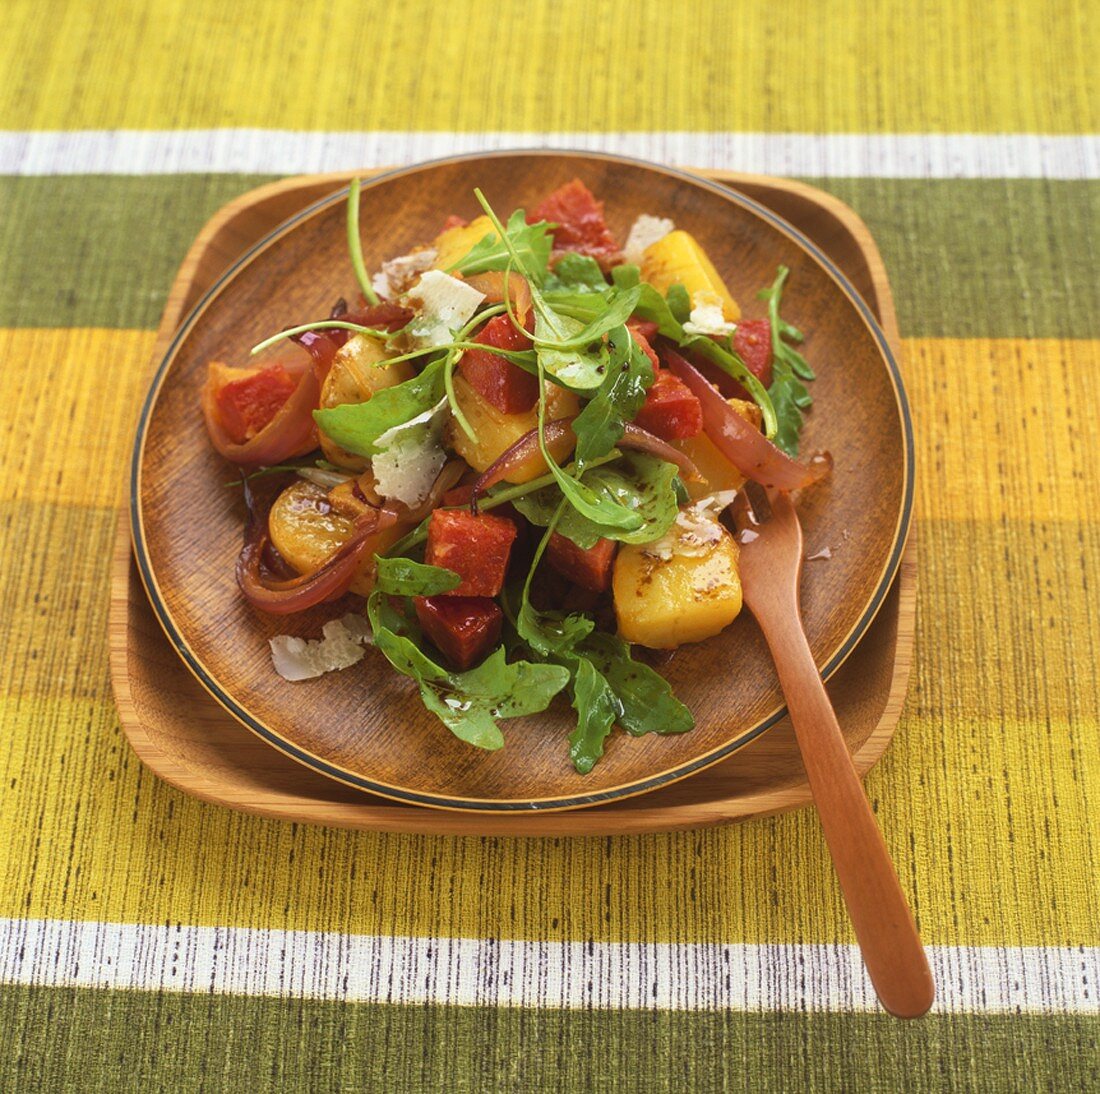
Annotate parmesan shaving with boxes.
[371,248,438,301]
[404,269,485,348]
[269,614,374,681]
[682,290,737,338]
[623,214,675,264]
[370,397,449,507]
[643,491,738,561]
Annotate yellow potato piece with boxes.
[640,230,740,321]
[446,373,580,483]
[613,519,742,648]
[317,334,414,470]
[675,398,761,500]
[268,479,406,596]
[432,215,497,272]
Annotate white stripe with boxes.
[0,917,1095,1013]
[1,130,1098,179]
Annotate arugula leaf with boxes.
[450,209,554,282]
[543,253,608,293]
[346,177,381,307]
[374,557,460,596]
[510,521,692,771]
[313,359,444,457]
[611,264,684,339]
[568,659,619,773]
[576,632,694,737]
[758,265,816,456]
[533,286,641,351]
[533,310,609,391]
[540,447,646,533]
[558,454,678,547]
[666,282,691,323]
[571,326,655,467]
[519,452,679,548]
[684,336,778,439]
[367,591,569,750]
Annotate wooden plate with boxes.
[129,152,913,812]
[113,166,913,835]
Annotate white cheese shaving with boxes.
[643,491,738,561]
[371,248,438,301]
[370,397,449,507]
[682,290,737,338]
[623,214,675,264]
[269,614,374,681]
[404,269,485,348]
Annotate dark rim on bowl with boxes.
[129,149,914,812]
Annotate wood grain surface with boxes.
[115,157,915,827]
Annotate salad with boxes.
[201,177,829,772]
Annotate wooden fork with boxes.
[732,484,935,1018]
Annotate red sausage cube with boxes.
[458,313,539,413]
[730,318,774,398]
[546,532,617,593]
[214,363,297,443]
[628,324,659,371]
[633,368,703,441]
[414,596,503,670]
[531,179,621,269]
[425,509,518,597]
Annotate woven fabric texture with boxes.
[0,1,1097,1090]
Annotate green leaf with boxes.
[374,557,460,596]
[612,265,684,339]
[578,632,694,737]
[568,659,619,773]
[367,592,569,751]
[558,453,680,547]
[543,253,608,293]
[513,453,679,548]
[757,265,817,455]
[666,282,691,323]
[450,208,554,282]
[533,286,641,351]
[313,359,444,457]
[346,177,381,307]
[685,336,778,439]
[544,455,646,533]
[533,309,609,391]
[572,326,655,467]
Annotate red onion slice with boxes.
[235,481,398,615]
[665,349,831,490]
[471,418,701,501]
[201,358,320,468]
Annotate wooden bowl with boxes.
[130,151,913,812]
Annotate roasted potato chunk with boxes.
[268,480,406,596]
[446,374,580,482]
[432,215,497,272]
[674,398,761,500]
[640,230,740,321]
[613,512,742,648]
[317,334,414,470]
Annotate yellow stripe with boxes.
[0,694,1095,948]
[0,328,154,509]
[3,330,1096,520]
[2,331,1097,946]
[908,338,1100,522]
[0,0,1093,134]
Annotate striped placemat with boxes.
[0,1,1096,1089]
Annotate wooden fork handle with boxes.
[757,606,935,1018]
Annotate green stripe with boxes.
[0,985,1095,1092]
[0,174,275,330]
[0,176,1096,336]
[813,179,1100,338]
